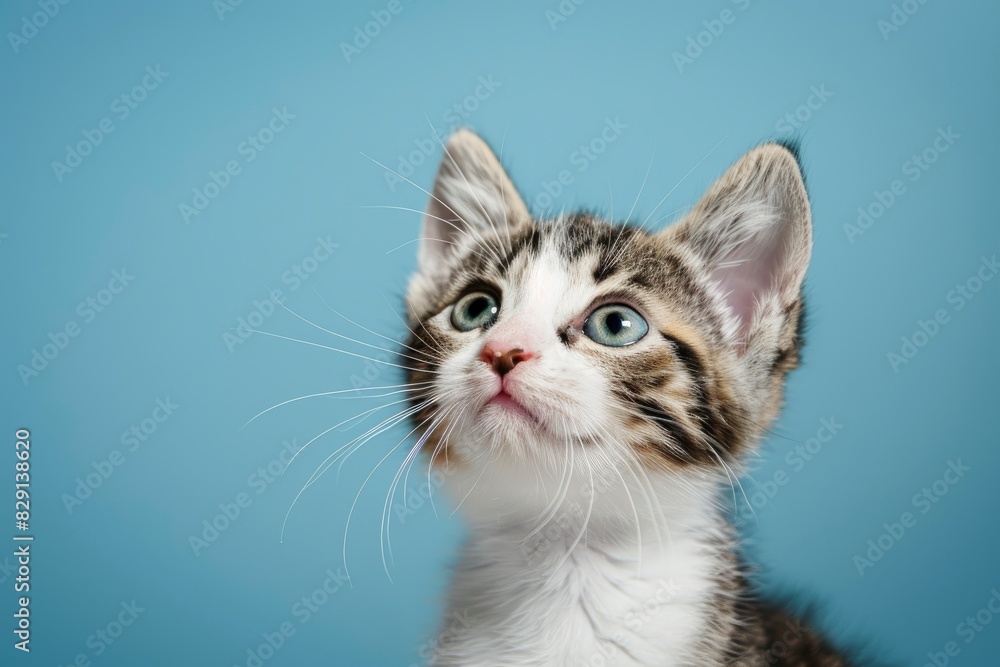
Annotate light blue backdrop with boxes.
[2,1,998,665]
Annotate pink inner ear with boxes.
[710,229,789,342]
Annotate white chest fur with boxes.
[430,506,725,667]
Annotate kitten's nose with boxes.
[480,344,533,376]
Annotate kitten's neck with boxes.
[433,478,734,666]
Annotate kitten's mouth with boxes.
[484,389,539,425]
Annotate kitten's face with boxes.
[404,130,810,516]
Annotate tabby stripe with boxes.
[634,397,706,463]
[498,227,541,276]
[661,331,736,456]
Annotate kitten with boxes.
[402,129,851,666]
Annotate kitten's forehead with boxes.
[501,219,606,319]
[508,243,569,316]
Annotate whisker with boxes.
[497,130,514,251]
[329,401,431,483]
[382,404,454,573]
[549,447,594,576]
[524,435,574,542]
[313,293,439,360]
[613,465,643,578]
[358,155,505,266]
[448,441,495,517]
[244,328,441,376]
[425,119,508,270]
[605,146,655,263]
[242,383,432,430]
[423,400,470,521]
[376,291,444,361]
[637,135,728,232]
[384,236,458,255]
[280,400,431,544]
[362,205,496,265]
[379,410,443,578]
[285,395,426,477]
[265,291,440,367]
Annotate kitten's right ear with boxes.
[419,129,529,274]
[668,144,811,350]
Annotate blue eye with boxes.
[451,292,500,331]
[583,304,648,346]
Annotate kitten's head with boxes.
[404,129,810,520]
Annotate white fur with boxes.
[430,458,729,667]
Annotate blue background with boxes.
[2,0,998,665]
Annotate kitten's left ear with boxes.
[419,129,529,274]
[668,144,811,348]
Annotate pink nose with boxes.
[480,344,533,376]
